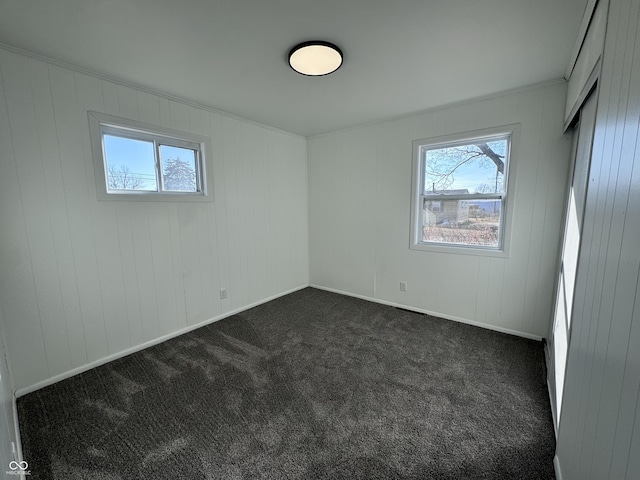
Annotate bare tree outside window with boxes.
[425,142,506,193]
[107,163,147,190]
[414,135,511,249]
[90,112,208,199]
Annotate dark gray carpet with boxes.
[18,288,556,479]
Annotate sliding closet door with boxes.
[551,91,597,427]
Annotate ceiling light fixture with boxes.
[288,41,343,76]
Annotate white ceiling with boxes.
[0,0,587,137]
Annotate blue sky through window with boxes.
[103,135,158,190]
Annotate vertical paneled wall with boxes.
[0,307,17,470]
[308,82,571,338]
[0,47,309,392]
[555,0,640,478]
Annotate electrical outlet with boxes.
[219,288,227,300]
[400,281,407,292]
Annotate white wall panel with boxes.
[0,47,309,392]
[308,81,572,338]
[0,54,51,388]
[555,0,640,478]
[0,306,18,474]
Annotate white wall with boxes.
[0,47,309,393]
[308,81,572,339]
[0,305,18,473]
[555,0,640,478]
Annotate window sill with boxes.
[409,241,510,258]
[97,191,213,203]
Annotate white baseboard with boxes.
[554,455,563,480]
[309,284,543,341]
[12,281,548,477]
[11,395,27,479]
[543,341,559,438]
[15,282,544,396]
[548,378,558,436]
[15,284,308,397]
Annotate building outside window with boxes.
[411,128,513,252]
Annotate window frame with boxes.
[88,111,214,202]
[409,125,520,256]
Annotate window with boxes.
[410,127,515,252]
[89,111,213,201]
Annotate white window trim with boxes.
[409,124,520,257]
[88,111,214,202]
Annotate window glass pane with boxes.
[103,134,158,191]
[423,139,508,194]
[422,197,501,247]
[160,145,198,192]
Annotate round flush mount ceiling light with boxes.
[288,41,343,76]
